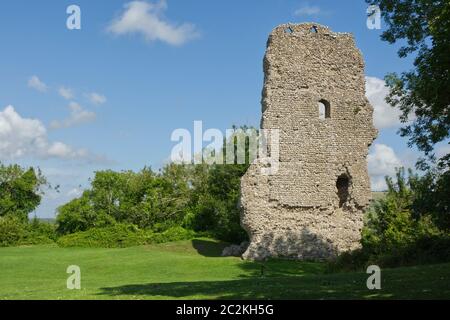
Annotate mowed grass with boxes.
[0,239,449,300]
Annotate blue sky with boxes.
[0,0,436,218]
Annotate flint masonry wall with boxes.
[241,23,378,260]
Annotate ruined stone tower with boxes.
[241,23,378,260]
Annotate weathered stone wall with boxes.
[241,23,378,261]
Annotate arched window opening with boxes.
[336,174,350,208]
[318,99,331,120]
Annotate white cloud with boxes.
[50,102,96,129]
[59,87,75,100]
[107,0,199,46]
[0,105,92,161]
[368,143,403,191]
[47,142,89,159]
[67,187,83,198]
[368,144,402,176]
[294,3,322,16]
[87,92,107,105]
[28,75,48,92]
[365,76,404,130]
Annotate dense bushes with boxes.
[361,169,440,253]
[409,168,450,231]
[57,224,198,248]
[55,161,249,244]
[56,128,254,244]
[0,216,24,247]
[54,163,244,243]
[0,216,56,247]
[374,235,450,267]
[56,166,191,234]
[0,216,200,248]
[56,195,115,235]
[330,168,450,271]
[0,164,46,222]
[57,224,152,248]
[0,163,55,247]
[185,162,249,243]
[0,145,249,248]
[330,234,450,272]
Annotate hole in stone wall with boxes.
[336,174,350,208]
[318,99,331,120]
[284,27,293,34]
[310,25,318,33]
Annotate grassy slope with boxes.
[0,239,449,300]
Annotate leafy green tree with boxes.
[55,126,256,243]
[367,0,450,166]
[0,215,25,247]
[329,168,449,270]
[0,163,46,222]
[56,165,193,233]
[154,164,192,228]
[363,168,441,252]
[188,164,248,242]
[364,168,416,251]
[186,127,255,242]
[409,168,450,231]
[56,191,115,234]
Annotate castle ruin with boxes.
[241,23,378,260]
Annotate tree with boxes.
[56,191,114,234]
[55,126,256,243]
[186,127,255,242]
[409,168,450,230]
[332,168,449,270]
[0,163,46,222]
[56,165,193,233]
[363,168,418,251]
[367,0,450,167]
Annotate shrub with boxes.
[54,127,255,244]
[20,218,57,245]
[0,163,47,223]
[19,233,55,246]
[326,249,370,273]
[187,161,250,243]
[0,216,57,247]
[0,216,25,247]
[329,168,450,271]
[328,234,450,272]
[57,224,199,248]
[57,224,150,248]
[56,194,115,235]
[148,226,198,244]
[375,234,450,267]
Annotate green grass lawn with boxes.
[0,238,449,300]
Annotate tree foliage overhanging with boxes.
[367,0,450,167]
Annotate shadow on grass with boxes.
[238,259,326,278]
[97,275,395,300]
[189,238,326,277]
[191,239,229,257]
[97,238,450,299]
[99,265,450,299]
